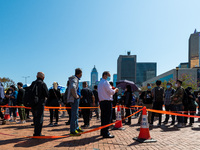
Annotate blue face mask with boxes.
[106,76,111,81]
[167,85,171,89]
[147,86,151,89]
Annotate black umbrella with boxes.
[116,80,139,92]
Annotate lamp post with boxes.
[22,76,30,84]
[176,67,179,80]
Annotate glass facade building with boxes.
[189,30,200,68]
[91,66,98,89]
[136,63,157,86]
[117,53,137,82]
[113,74,117,87]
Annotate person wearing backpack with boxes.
[138,83,153,124]
[150,80,164,127]
[184,87,196,126]
[171,80,184,128]
[80,82,95,128]
[29,72,48,136]
[46,82,61,127]
[163,82,175,125]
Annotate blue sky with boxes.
[0,0,200,87]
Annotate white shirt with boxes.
[98,79,115,101]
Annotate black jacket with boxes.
[47,89,61,107]
[16,88,25,105]
[124,91,132,107]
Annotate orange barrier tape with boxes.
[147,109,200,118]
[26,109,143,139]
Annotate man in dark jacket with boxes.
[80,82,95,128]
[93,85,100,120]
[16,82,26,124]
[30,72,48,136]
[0,82,5,124]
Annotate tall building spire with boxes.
[194,29,197,33]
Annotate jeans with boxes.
[18,104,26,120]
[164,104,175,123]
[174,104,183,124]
[125,108,131,123]
[70,99,80,133]
[32,105,44,136]
[50,109,58,123]
[9,108,17,118]
[100,101,113,136]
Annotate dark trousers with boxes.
[82,109,90,125]
[32,106,44,136]
[164,104,175,123]
[0,110,4,119]
[184,105,195,124]
[151,102,163,125]
[25,109,30,118]
[50,109,58,123]
[100,101,113,136]
[66,103,71,123]
[125,108,131,123]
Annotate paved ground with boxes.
[0,110,200,150]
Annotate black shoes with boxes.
[103,134,115,138]
[65,121,70,125]
[81,125,89,128]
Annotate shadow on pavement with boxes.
[127,141,142,146]
[49,127,70,132]
[54,135,102,147]
[191,127,200,131]
[14,138,60,147]
[0,138,25,146]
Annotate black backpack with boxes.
[28,81,40,108]
[155,87,164,102]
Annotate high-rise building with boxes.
[136,63,157,86]
[91,65,98,89]
[117,52,137,82]
[189,29,200,68]
[113,74,117,87]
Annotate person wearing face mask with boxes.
[98,71,119,138]
[138,83,153,124]
[171,80,184,128]
[47,82,61,126]
[184,87,196,126]
[163,82,175,125]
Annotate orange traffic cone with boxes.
[133,106,156,143]
[113,105,125,130]
[4,105,10,121]
[16,108,19,118]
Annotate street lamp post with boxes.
[22,76,30,84]
[176,67,179,80]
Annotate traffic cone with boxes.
[4,105,10,121]
[133,106,156,143]
[16,108,19,118]
[112,105,125,130]
[121,105,125,123]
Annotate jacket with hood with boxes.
[66,76,79,103]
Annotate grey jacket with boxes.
[65,76,79,103]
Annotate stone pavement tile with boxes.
[0,112,200,149]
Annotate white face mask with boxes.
[175,84,178,87]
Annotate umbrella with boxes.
[116,80,139,92]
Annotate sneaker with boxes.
[76,127,84,133]
[157,123,161,127]
[22,120,26,124]
[163,121,168,124]
[54,122,58,126]
[70,130,81,136]
[170,122,175,125]
[48,123,53,127]
[177,123,183,128]
[17,121,23,124]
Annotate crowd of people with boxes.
[0,69,200,138]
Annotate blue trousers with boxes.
[70,99,80,133]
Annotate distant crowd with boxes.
[0,69,200,138]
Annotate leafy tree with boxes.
[0,77,15,90]
[141,73,198,91]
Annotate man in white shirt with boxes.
[98,71,118,138]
